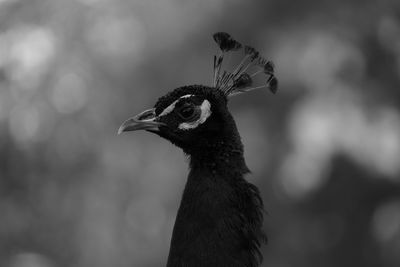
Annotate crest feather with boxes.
[211,32,278,97]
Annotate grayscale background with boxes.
[0,0,400,266]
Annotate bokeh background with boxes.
[1,0,400,266]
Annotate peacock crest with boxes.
[212,32,278,97]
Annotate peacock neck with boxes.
[187,129,250,176]
[166,143,265,267]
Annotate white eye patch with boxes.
[159,94,194,117]
[178,100,211,130]
[157,95,212,130]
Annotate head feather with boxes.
[211,32,278,97]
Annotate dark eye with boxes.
[179,105,195,119]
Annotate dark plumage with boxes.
[118,32,276,267]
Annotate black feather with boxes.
[267,76,278,94]
[244,45,260,61]
[232,73,253,90]
[213,32,242,52]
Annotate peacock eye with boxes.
[178,104,197,120]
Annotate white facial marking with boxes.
[159,94,194,117]
[180,94,193,99]
[178,100,211,130]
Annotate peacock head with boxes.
[118,32,278,154]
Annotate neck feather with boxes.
[166,138,266,267]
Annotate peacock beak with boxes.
[118,108,165,134]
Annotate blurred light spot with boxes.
[372,199,400,243]
[300,34,365,88]
[9,105,40,143]
[282,91,400,198]
[291,100,335,154]
[86,13,146,59]
[11,28,54,70]
[366,108,400,177]
[279,96,335,198]
[273,30,365,91]
[8,253,53,267]
[9,26,56,90]
[51,72,87,114]
[335,106,400,179]
[280,152,329,199]
[125,197,166,240]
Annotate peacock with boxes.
[118,32,277,267]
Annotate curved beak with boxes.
[117,108,165,134]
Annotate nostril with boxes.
[136,109,156,121]
[139,113,152,120]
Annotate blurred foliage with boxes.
[0,0,400,266]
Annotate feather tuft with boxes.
[244,45,260,62]
[211,32,278,96]
[233,73,253,90]
[213,32,242,52]
[263,60,275,75]
[267,76,278,94]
